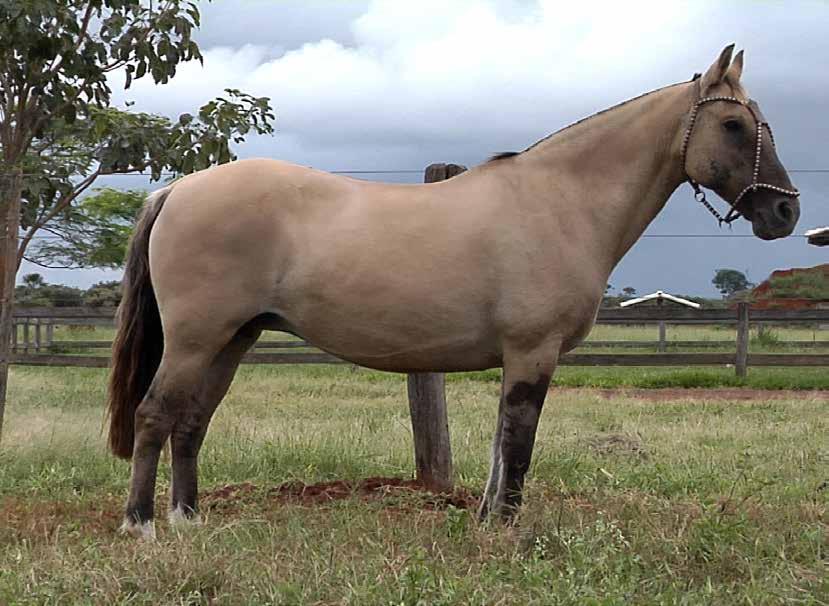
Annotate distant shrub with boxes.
[751,327,782,349]
[83,281,121,307]
[768,271,829,299]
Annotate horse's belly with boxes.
[337,343,502,373]
[270,297,501,373]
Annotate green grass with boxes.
[0,365,826,605]
[458,366,829,390]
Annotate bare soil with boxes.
[202,477,479,512]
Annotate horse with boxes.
[108,45,800,538]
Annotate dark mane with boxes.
[487,151,520,163]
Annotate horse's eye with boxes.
[723,119,742,133]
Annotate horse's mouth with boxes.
[747,196,800,241]
[751,213,799,240]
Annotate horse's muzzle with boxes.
[750,196,800,240]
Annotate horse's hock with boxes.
[406,162,467,493]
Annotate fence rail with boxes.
[10,304,829,374]
[13,305,829,322]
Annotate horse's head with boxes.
[682,44,800,240]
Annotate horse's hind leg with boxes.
[168,323,262,525]
[122,321,238,538]
[122,350,214,538]
[479,342,558,521]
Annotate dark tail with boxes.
[107,187,171,459]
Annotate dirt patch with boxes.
[557,387,829,401]
[201,477,479,512]
[0,496,122,539]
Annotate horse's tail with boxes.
[107,186,171,460]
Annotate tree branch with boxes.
[16,168,101,266]
[21,254,82,270]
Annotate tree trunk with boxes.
[0,167,23,442]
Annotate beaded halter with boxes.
[680,75,800,226]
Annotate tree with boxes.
[713,269,753,297]
[26,188,145,268]
[84,280,122,307]
[0,1,276,440]
[621,286,637,297]
[15,274,83,307]
[22,273,45,288]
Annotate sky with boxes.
[22,0,829,296]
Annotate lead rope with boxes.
[691,181,733,227]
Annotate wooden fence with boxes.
[10,304,829,376]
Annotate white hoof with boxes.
[168,505,202,529]
[120,518,156,540]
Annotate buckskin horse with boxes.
[108,45,800,538]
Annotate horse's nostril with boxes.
[775,200,793,223]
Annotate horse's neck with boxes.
[515,81,694,272]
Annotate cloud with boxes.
[115,1,828,156]
[72,0,828,295]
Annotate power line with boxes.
[4,168,829,178]
[23,233,821,241]
[640,234,811,238]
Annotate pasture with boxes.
[1,364,826,604]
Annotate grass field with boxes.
[0,365,826,604]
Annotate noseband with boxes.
[680,76,799,226]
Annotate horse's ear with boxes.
[700,44,735,92]
[725,49,744,84]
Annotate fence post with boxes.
[34,318,41,353]
[45,321,54,348]
[11,320,17,353]
[657,320,666,352]
[736,302,749,378]
[22,320,30,354]
[406,162,466,492]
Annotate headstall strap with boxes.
[680,77,799,227]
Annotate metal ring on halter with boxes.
[679,77,799,227]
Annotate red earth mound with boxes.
[201,477,479,512]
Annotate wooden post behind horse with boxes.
[407,162,467,493]
[107,45,800,538]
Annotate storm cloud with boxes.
[27,0,829,295]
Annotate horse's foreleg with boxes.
[479,343,557,521]
[169,326,262,526]
[478,381,505,520]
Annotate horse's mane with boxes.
[486,77,697,164]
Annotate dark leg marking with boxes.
[169,396,209,519]
[125,389,176,528]
[496,373,551,516]
[169,326,262,521]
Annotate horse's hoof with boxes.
[120,518,156,540]
[478,500,520,526]
[168,506,202,530]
